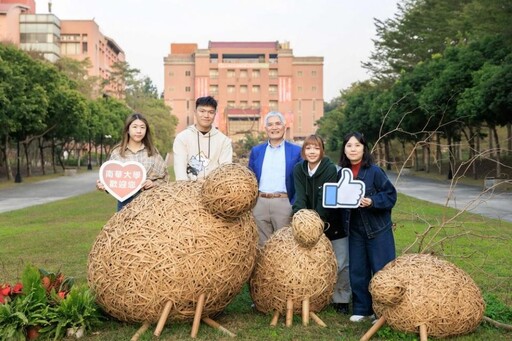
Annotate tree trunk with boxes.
[488,126,494,157]
[423,139,430,173]
[507,123,511,156]
[51,139,57,173]
[414,147,419,171]
[436,132,442,174]
[23,141,32,177]
[492,125,501,178]
[447,135,454,180]
[39,137,46,175]
[2,135,12,181]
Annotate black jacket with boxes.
[292,157,346,240]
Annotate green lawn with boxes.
[0,191,511,340]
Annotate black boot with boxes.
[332,303,350,314]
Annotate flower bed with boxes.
[0,265,102,340]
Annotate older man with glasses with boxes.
[173,96,232,181]
[248,111,302,247]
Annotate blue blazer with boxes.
[248,140,302,204]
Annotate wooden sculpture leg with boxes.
[419,323,428,341]
[202,317,236,338]
[131,322,150,341]
[190,293,206,338]
[360,316,386,341]
[286,297,294,327]
[302,296,310,326]
[309,312,327,327]
[154,301,173,337]
[270,311,280,326]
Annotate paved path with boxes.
[387,172,512,223]
[0,171,98,214]
[0,170,511,223]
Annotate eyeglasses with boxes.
[197,109,216,116]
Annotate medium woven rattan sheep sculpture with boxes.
[361,253,485,341]
[87,164,259,339]
[250,209,337,327]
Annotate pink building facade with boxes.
[164,41,324,141]
[0,0,125,97]
[60,20,125,96]
[0,0,35,44]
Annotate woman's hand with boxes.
[142,179,154,190]
[359,197,373,208]
[96,180,105,191]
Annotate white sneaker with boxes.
[349,314,375,322]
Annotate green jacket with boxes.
[292,157,345,240]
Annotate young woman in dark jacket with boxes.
[339,132,397,322]
[292,134,351,314]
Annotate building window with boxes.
[240,69,248,78]
[227,101,235,108]
[252,69,260,78]
[298,86,303,92]
[252,85,260,93]
[240,101,248,109]
[269,69,278,78]
[185,86,191,92]
[185,70,191,76]
[227,85,235,93]
[297,71,303,77]
[313,100,316,111]
[269,85,278,93]
[298,100,302,110]
[311,70,317,76]
[209,69,218,78]
[209,85,218,95]
[227,69,235,78]
[269,100,278,110]
[82,34,88,42]
[252,101,260,109]
[312,86,317,92]
[62,43,80,54]
[82,42,88,53]
[169,71,174,76]
[240,85,248,93]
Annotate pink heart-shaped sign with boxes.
[99,160,147,202]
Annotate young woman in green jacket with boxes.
[292,134,351,314]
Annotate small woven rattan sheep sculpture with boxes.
[87,164,259,339]
[361,253,485,341]
[250,209,337,327]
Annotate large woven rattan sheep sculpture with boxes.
[360,253,485,341]
[87,164,259,339]
[250,209,337,327]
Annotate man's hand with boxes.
[323,168,365,208]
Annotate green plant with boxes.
[47,284,103,340]
[0,267,53,341]
[483,293,512,324]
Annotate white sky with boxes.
[37,0,400,101]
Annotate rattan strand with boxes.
[292,209,324,248]
[201,163,259,220]
[250,210,337,315]
[370,253,485,338]
[87,165,259,323]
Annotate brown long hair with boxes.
[116,113,157,157]
[301,134,325,160]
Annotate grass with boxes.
[1,189,511,340]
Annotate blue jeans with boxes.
[349,222,395,316]
[116,192,139,211]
